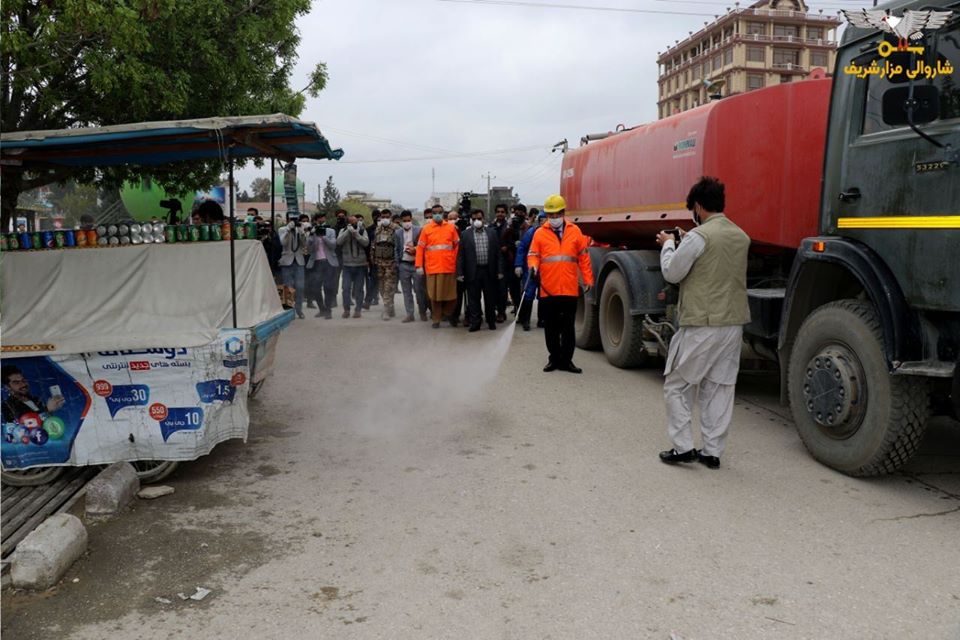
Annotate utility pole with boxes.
[481,172,495,219]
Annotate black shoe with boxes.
[362,303,370,310]
[536,319,545,328]
[659,448,699,464]
[314,310,326,318]
[307,301,316,309]
[468,325,481,332]
[432,322,440,329]
[296,309,305,319]
[543,360,558,372]
[697,453,721,470]
[488,322,496,330]
[449,318,459,327]
[562,362,582,374]
[522,323,531,331]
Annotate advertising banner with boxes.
[1,330,252,470]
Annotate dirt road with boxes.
[4,310,959,639]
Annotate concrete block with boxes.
[11,514,87,590]
[137,485,174,500]
[85,462,140,516]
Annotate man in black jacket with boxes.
[457,209,503,331]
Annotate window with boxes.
[747,46,766,63]
[712,55,721,71]
[780,75,792,84]
[807,26,823,40]
[702,61,710,77]
[692,64,701,80]
[723,48,733,66]
[746,22,765,36]
[810,51,828,67]
[861,24,960,134]
[748,73,765,90]
[773,24,799,38]
[773,49,799,65]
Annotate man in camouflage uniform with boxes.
[371,209,400,320]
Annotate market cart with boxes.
[0,115,343,485]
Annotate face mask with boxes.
[379,219,390,227]
[336,218,346,227]
[472,219,483,229]
[549,217,563,228]
[402,221,413,230]
[433,214,443,223]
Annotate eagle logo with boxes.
[842,9,954,49]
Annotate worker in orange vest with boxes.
[415,208,461,328]
[527,194,594,373]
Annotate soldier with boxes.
[371,209,400,320]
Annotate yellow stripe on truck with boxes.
[837,215,960,229]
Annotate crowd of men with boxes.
[260,202,550,333]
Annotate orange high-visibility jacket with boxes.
[527,221,593,297]
[415,221,460,274]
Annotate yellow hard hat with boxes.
[543,194,566,213]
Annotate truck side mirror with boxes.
[881,85,940,126]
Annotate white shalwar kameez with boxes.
[660,233,742,457]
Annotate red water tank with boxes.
[561,78,831,250]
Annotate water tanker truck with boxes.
[562,0,959,476]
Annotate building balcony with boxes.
[772,62,807,72]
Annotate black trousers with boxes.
[539,295,578,366]
[467,270,498,327]
[507,271,522,309]
[517,295,538,325]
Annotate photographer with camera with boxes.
[336,213,370,318]
[654,176,750,471]
[304,213,339,319]
[279,214,313,319]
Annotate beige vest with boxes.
[677,214,751,327]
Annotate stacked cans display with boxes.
[3,217,258,252]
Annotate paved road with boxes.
[4,308,959,640]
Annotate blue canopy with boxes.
[0,114,343,168]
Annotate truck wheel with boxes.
[575,290,601,350]
[599,270,650,368]
[787,299,929,476]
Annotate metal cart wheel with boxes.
[131,460,179,484]
[1,466,65,486]
[248,378,266,399]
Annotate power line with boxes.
[300,144,548,164]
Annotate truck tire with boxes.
[599,270,650,368]
[787,299,928,476]
[575,291,601,350]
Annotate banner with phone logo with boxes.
[1,329,251,470]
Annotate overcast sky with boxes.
[237,0,847,211]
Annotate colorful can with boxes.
[9,234,19,250]
[247,221,258,239]
[41,231,54,248]
[210,222,222,241]
[165,225,177,243]
[86,229,98,246]
[188,225,200,242]
[221,220,232,241]
[54,230,66,248]
[76,229,88,248]
[199,224,210,241]
[20,232,32,249]
[176,224,187,242]
[234,222,246,240]
[32,232,42,249]
[64,230,76,247]
[0,234,7,251]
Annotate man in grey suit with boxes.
[395,210,427,323]
[457,208,503,331]
[279,214,312,319]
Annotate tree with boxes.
[1,1,330,229]
[236,190,252,203]
[249,177,272,202]
[320,176,340,217]
[337,199,372,219]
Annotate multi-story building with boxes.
[656,0,840,119]
[345,190,392,211]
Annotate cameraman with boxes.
[499,204,528,320]
[654,176,750,471]
[336,213,370,318]
[306,213,339,319]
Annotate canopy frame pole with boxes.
[270,157,275,223]
[228,154,238,328]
